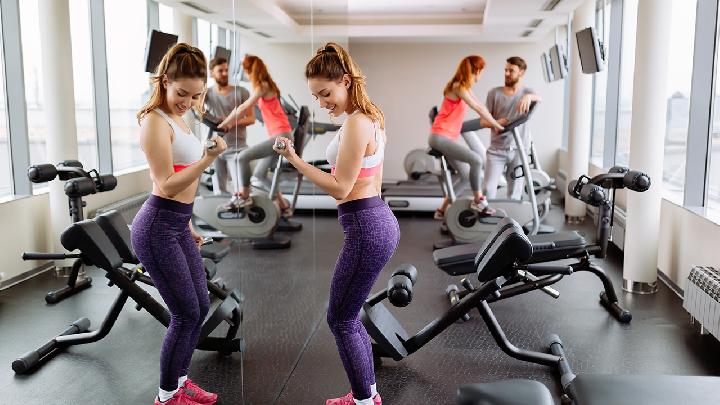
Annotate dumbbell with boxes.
[446,284,471,322]
[387,264,417,308]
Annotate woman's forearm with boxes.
[287,155,350,199]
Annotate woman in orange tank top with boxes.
[218,55,293,212]
[428,55,504,218]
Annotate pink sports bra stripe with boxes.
[173,164,193,172]
[331,164,382,178]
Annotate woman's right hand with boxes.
[205,135,227,158]
[493,121,505,132]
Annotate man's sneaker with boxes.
[433,208,445,220]
[220,195,253,211]
[326,392,382,405]
[154,391,201,405]
[182,379,218,404]
[281,207,294,218]
[469,197,496,216]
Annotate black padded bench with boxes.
[434,231,587,276]
[458,375,720,405]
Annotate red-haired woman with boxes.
[429,55,504,218]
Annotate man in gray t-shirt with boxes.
[482,56,541,199]
[204,57,254,195]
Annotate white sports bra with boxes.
[325,112,385,178]
[153,109,203,172]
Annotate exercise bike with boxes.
[22,160,117,304]
[434,102,546,248]
[193,105,310,249]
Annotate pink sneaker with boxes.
[182,379,218,404]
[326,391,382,405]
[153,391,201,405]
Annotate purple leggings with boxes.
[329,196,401,400]
[131,195,210,391]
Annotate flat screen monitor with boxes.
[213,46,231,62]
[576,27,605,74]
[541,52,554,83]
[144,30,178,73]
[549,44,567,80]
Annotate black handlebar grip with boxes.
[623,170,651,192]
[609,165,629,174]
[27,164,58,183]
[65,177,96,198]
[391,264,418,285]
[59,160,83,169]
[567,180,580,198]
[387,274,414,307]
[96,174,118,192]
[579,183,606,206]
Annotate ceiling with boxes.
[160,0,588,43]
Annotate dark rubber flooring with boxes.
[1,206,718,405]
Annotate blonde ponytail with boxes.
[136,43,207,124]
[305,42,384,129]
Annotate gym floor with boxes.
[1,206,719,405]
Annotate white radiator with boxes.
[683,266,720,338]
[93,192,149,224]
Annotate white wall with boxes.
[349,32,566,180]
[0,170,152,284]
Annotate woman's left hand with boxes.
[273,137,296,160]
[191,229,204,249]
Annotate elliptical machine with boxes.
[193,105,310,249]
[23,160,117,304]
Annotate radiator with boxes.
[683,266,720,338]
[93,192,149,224]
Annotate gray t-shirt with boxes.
[204,85,250,149]
[486,86,534,150]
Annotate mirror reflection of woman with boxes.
[218,55,292,214]
[273,42,399,405]
[132,43,227,405]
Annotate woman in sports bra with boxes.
[429,55,504,219]
[273,42,399,405]
[218,55,293,213]
[132,43,227,405]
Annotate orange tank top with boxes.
[430,97,467,140]
[257,96,293,136]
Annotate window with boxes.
[590,1,611,166]
[19,0,47,180]
[196,18,211,65]
[0,7,11,199]
[661,0,696,203]
[615,0,638,167]
[105,0,148,172]
[159,2,173,34]
[69,0,98,170]
[708,33,720,213]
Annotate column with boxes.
[564,0,595,219]
[623,0,672,293]
[38,0,78,257]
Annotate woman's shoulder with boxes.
[140,110,173,137]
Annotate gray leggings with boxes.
[428,132,486,192]
[235,131,293,188]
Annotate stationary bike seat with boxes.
[427,148,444,158]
